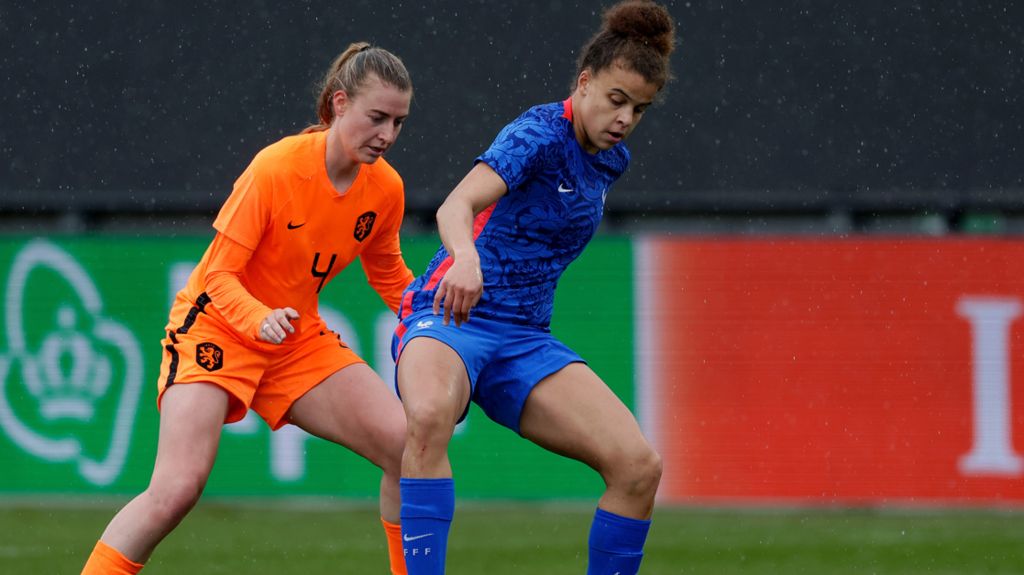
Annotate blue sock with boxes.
[587,507,652,575]
[400,477,454,575]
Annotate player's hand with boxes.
[433,257,483,327]
[258,307,299,344]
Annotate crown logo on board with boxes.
[22,306,111,421]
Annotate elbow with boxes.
[434,198,452,225]
[436,195,475,225]
[204,269,225,288]
[204,269,242,296]
[205,269,233,285]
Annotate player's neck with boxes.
[324,136,361,196]
[569,93,599,155]
[327,162,359,196]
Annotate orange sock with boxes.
[381,517,407,575]
[81,540,144,575]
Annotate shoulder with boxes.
[482,102,570,165]
[248,131,323,179]
[497,101,569,145]
[478,103,570,190]
[365,157,404,194]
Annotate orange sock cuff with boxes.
[381,517,407,575]
[82,540,144,575]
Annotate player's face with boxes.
[574,62,659,154]
[332,75,411,164]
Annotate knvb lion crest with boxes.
[196,342,223,372]
[354,211,377,242]
[0,240,143,486]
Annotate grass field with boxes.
[5,499,1024,574]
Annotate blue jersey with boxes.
[400,99,630,327]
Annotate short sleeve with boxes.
[476,112,561,193]
[212,161,270,250]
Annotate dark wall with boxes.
[2,1,1022,213]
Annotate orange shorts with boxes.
[156,293,364,430]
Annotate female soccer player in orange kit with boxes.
[81,42,414,575]
[392,2,675,573]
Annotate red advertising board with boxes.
[637,239,1024,505]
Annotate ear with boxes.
[576,69,592,97]
[331,90,349,117]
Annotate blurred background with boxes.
[2,1,1024,572]
[3,0,1022,235]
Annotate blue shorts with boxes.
[392,309,584,434]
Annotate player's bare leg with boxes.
[286,362,407,522]
[98,382,228,562]
[519,362,662,519]
[520,362,660,574]
[396,337,471,478]
[393,337,472,575]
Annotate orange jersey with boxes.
[172,129,414,345]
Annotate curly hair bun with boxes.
[604,0,676,57]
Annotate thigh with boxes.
[253,329,363,430]
[151,382,229,483]
[518,362,649,473]
[396,336,472,429]
[286,362,406,466]
[393,310,500,425]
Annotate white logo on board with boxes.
[0,240,143,486]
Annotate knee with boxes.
[607,444,663,498]
[146,473,206,525]
[642,448,664,493]
[403,400,457,444]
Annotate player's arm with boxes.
[433,162,507,326]
[204,233,297,344]
[209,159,299,344]
[362,252,414,314]
[361,214,415,314]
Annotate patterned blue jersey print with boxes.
[403,100,630,328]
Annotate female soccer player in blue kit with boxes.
[391,1,675,573]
